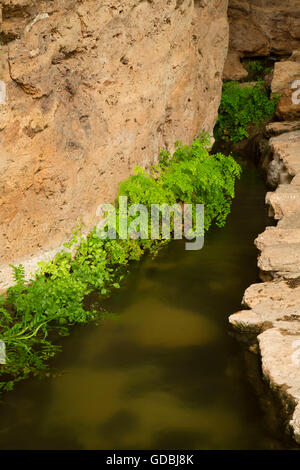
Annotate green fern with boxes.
[0,133,241,392]
[214,81,280,143]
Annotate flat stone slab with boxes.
[278,210,300,230]
[270,130,300,148]
[291,174,300,186]
[258,328,300,444]
[229,280,300,334]
[271,61,300,120]
[266,185,300,220]
[269,131,300,177]
[230,122,300,446]
[255,227,300,251]
[243,279,300,308]
[258,243,300,276]
[266,121,300,137]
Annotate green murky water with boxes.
[0,162,293,449]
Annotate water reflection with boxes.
[0,162,294,449]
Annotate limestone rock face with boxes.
[267,131,300,188]
[0,0,229,287]
[224,0,300,80]
[223,50,248,81]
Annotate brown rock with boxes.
[223,50,248,81]
[229,278,300,334]
[258,243,300,279]
[267,131,300,187]
[224,1,300,81]
[228,0,300,56]
[255,227,300,251]
[258,328,300,445]
[230,99,300,445]
[0,0,229,288]
[265,121,300,138]
[290,51,300,63]
[266,185,300,220]
[271,62,300,120]
[278,210,300,230]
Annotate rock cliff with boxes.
[0,0,229,289]
[224,0,300,80]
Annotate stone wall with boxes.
[229,127,300,445]
[0,0,229,289]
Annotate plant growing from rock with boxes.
[0,134,241,392]
[214,81,280,144]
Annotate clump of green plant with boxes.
[119,133,241,231]
[246,60,271,78]
[214,81,280,143]
[0,134,241,392]
[0,233,150,391]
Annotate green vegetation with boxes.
[214,81,280,144]
[120,133,241,231]
[0,134,241,393]
[245,60,271,79]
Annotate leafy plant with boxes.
[119,133,241,231]
[246,60,272,79]
[214,81,280,143]
[0,134,241,392]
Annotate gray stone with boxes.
[230,120,300,445]
[258,328,300,444]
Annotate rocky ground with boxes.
[229,59,300,444]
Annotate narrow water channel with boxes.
[0,161,292,449]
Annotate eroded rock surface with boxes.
[266,131,300,188]
[230,279,300,334]
[266,121,300,138]
[229,124,300,444]
[271,61,300,120]
[0,0,229,289]
[224,0,300,80]
[259,328,300,445]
